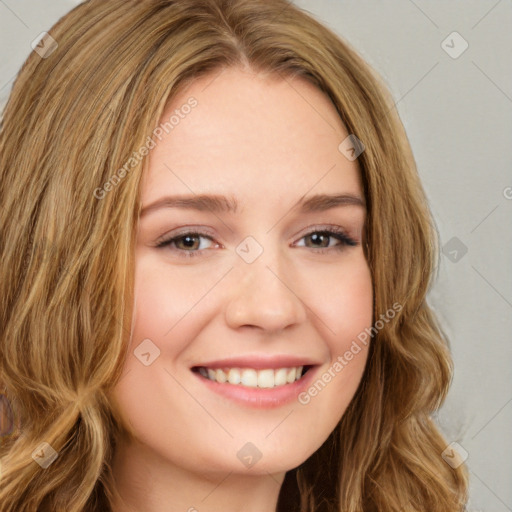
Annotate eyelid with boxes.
[154,223,358,259]
[294,224,357,245]
[154,226,219,247]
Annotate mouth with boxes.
[191,365,313,389]
[189,355,320,408]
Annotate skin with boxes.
[110,66,373,512]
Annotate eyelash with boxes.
[155,226,358,259]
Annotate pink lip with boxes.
[191,354,319,370]
[191,365,320,408]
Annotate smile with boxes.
[190,356,319,408]
[194,366,311,388]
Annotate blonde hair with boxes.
[0,0,468,510]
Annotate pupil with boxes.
[310,233,328,247]
[181,236,198,249]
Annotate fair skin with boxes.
[110,66,373,512]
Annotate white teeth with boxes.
[240,369,258,387]
[274,368,288,386]
[227,368,241,385]
[286,367,296,383]
[198,366,307,388]
[215,369,227,383]
[258,369,274,388]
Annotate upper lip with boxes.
[191,355,321,370]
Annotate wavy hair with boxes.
[0,0,468,510]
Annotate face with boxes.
[111,66,373,478]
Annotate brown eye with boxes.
[296,228,358,252]
[174,234,201,251]
[304,232,332,248]
[156,231,217,259]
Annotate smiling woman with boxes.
[0,1,468,511]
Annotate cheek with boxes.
[335,262,373,349]
[129,257,215,354]
[108,272,212,460]
[306,253,374,346]
[296,255,373,413]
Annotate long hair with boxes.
[0,0,468,510]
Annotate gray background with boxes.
[1,1,511,510]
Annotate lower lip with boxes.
[192,367,318,408]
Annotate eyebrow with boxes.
[140,192,365,217]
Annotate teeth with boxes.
[228,368,241,385]
[258,369,274,388]
[215,369,227,383]
[198,366,307,388]
[241,369,258,387]
[274,368,288,386]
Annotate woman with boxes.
[0,0,468,510]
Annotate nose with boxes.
[224,249,308,332]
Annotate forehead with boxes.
[141,67,363,210]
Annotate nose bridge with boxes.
[224,234,307,331]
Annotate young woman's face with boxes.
[111,67,373,477]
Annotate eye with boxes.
[154,225,358,259]
[155,231,218,258]
[294,227,358,253]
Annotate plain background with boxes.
[1,1,511,510]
